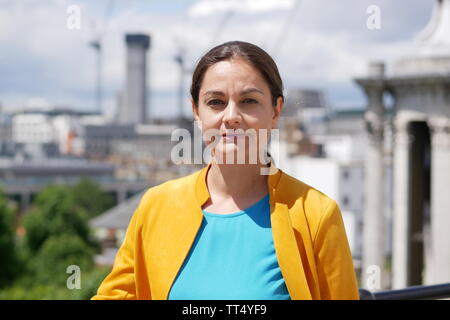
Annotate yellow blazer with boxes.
[92,161,360,300]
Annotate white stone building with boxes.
[355,0,450,290]
[275,106,394,284]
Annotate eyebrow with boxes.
[203,88,265,97]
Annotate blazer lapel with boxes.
[268,162,312,300]
[161,162,211,299]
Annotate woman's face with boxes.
[192,58,283,164]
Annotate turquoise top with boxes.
[168,193,291,300]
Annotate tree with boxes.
[0,188,19,288]
[22,185,99,255]
[72,177,115,218]
[18,185,101,289]
[31,234,95,286]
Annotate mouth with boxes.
[221,133,244,141]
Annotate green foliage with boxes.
[2,180,115,299]
[0,189,20,288]
[14,184,102,292]
[22,185,100,255]
[76,266,112,300]
[0,266,111,300]
[72,177,115,218]
[0,283,78,300]
[29,234,95,286]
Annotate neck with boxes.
[206,160,270,199]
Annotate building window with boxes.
[343,195,350,207]
[343,169,350,180]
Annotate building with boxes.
[90,191,145,266]
[78,124,136,159]
[0,157,115,211]
[276,106,394,284]
[355,0,450,289]
[280,89,330,157]
[117,33,151,125]
[0,112,13,156]
[11,108,99,158]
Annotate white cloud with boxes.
[0,0,436,117]
[188,0,296,17]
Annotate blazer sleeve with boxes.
[91,209,139,300]
[313,199,360,300]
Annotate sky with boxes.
[0,0,435,119]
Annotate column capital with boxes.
[364,109,384,140]
[393,116,414,146]
[364,86,385,111]
[428,116,450,148]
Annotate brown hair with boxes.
[190,41,284,108]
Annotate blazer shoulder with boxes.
[147,169,199,194]
[132,167,202,219]
[278,170,339,236]
[279,169,337,208]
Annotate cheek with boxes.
[198,117,220,133]
[197,109,217,129]
[248,115,274,132]
[196,118,221,144]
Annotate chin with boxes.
[213,146,253,165]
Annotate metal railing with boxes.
[359,282,450,300]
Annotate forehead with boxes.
[200,59,269,93]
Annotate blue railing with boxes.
[359,282,450,300]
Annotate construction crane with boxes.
[174,45,188,121]
[88,38,102,114]
[88,0,116,115]
[173,4,235,120]
[269,0,302,60]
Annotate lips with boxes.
[221,133,243,141]
[222,134,241,137]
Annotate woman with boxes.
[92,41,360,300]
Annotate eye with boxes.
[242,98,258,104]
[207,99,225,106]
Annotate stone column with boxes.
[362,83,386,291]
[392,115,413,289]
[425,116,450,285]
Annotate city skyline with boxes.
[0,0,434,119]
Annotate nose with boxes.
[222,100,242,126]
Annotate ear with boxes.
[191,99,199,121]
[272,96,283,129]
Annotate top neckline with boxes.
[202,193,269,218]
